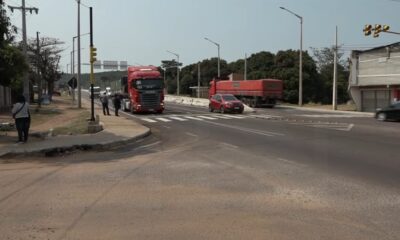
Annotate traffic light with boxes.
[363,24,372,36]
[383,25,390,32]
[90,47,97,63]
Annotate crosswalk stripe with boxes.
[184,116,204,121]
[141,118,157,123]
[213,115,232,119]
[197,115,218,120]
[223,115,246,119]
[156,117,171,122]
[169,116,188,121]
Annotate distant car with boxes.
[209,94,244,114]
[90,86,101,98]
[105,87,112,96]
[375,102,400,121]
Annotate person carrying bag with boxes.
[11,95,31,143]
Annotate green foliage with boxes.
[0,43,28,89]
[311,47,350,104]
[0,1,28,89]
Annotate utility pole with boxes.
[77,0,82,108]
[197,62,201,98]
[89,7,96,121]
[332,26,338,110]
[8,1,38,102]
[36,31,42,107]
[166,50,180,95]
[244,53,247,80]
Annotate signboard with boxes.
[94,60,102,69]
[103,60,118,70]
[119,61,128,70]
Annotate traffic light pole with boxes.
[89,7,95,122]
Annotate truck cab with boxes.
[121,66,165,113]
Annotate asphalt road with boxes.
[1,101,400,239]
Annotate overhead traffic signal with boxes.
[383,25,390,32]
[363,24,372,36]
[90,47,97,63]
[364,24,395,38]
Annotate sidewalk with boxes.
[0,99,150,158]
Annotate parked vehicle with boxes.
[120,66,165,113]
[105,87,112,96]
[375,102,400,121]
[209,94,244,114]
[209,78,283,108]
[90,86,101,98]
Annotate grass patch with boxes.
[52,111,90,135]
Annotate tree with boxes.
[26,37,64,101]
[272,50,321,103]
[311,47,350,104]
[0,0,28,90]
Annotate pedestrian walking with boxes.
[113,94,121,116]
[11,95,31,143]
[100,92,110,115]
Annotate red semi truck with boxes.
[209,79,283,107]
[121,66,165,113]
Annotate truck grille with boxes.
[140,93,160,108]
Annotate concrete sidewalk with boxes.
[0,101,150,158]
[278,104,374,117]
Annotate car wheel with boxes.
[377,112,387,121]
[220,106,225,114]
[209,105,214,112]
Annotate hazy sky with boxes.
[6,0,400,73]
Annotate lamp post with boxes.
[166,50,180,95]
[280,6,303,106]
[204,37,220,79]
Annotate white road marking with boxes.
[223,115,246,119]
[184,116,204,121]
[185,132,198,137]
[135,141,161,150]
[156,117,171,122]
[197,115,218,120]
[220,142,239,149]
[199,119,284,137]
[169,116,188,121]
[290,122,355,131]
[141,118,157,123]
[213,115,233,119]
[345,123,354,131]
[162,125,171,129]
[296,114,363,118]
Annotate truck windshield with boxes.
[133,79,163,90]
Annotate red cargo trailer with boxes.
[209,79,283,107]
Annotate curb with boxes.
[0,128,151,158]
[277,104,374,117]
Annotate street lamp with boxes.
[166,50,180,95]
[280,6,303,106]
[204,37,220,79]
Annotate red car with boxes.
[209,94,244,114]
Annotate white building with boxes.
[349,42,400,112]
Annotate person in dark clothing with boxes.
[11,95,31,143]
[100,92,110,115]
[113,94,122,116]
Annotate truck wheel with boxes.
[220,106,225,114]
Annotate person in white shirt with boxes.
[11,95,30,143]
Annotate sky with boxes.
[5,0,400,73]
